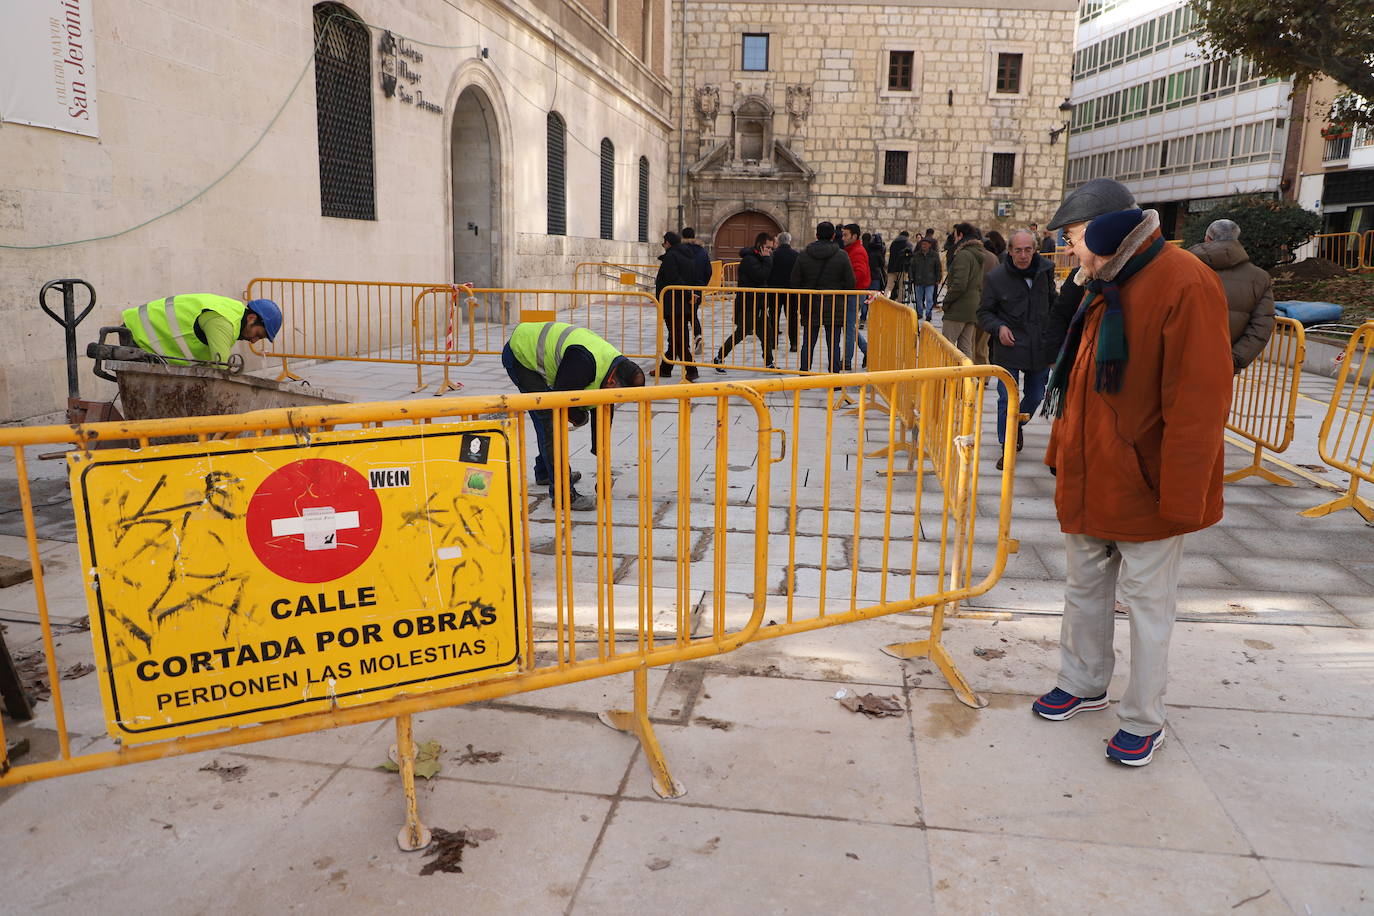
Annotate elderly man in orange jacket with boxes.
[1030,179,1232,767]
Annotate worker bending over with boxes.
[122,294,282,365]
[502,321,645,511]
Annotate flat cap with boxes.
[1047,178,1136,230]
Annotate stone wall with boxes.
[1,0,669,422]
[666,0,1077,245]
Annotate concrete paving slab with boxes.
[912,692,1253,855]
[1170,706,1374,868]
[926,830,1286,915]
[0,540,87,621]
[0,752,341,911]
[403,704,639,796]
[1324,595,1374,629]
[690,613,916,687]
[492,668,669,717]
[216,769,613,913]
[574,800,933,915]
[1262,859,1374,915]
[627,673,921,822]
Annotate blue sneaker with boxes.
[1105,728,1165,766]
[1032,687,1109,720]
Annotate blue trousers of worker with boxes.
[502,343,561,498]
[996,367,1050,443]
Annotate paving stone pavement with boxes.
[1,344,1371,914]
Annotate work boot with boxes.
[659,361,673,378]
[1017,424,1025,452]
[684,366,699,382]
[565,491,597,512]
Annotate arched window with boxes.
[599,138,615,240]
[547,112,567,236]
[637,156,650,243]
[313,3,374,220]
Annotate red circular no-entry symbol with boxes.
[245,458,383,583]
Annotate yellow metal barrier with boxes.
[721,260,739,286]
[243,277,456,381]
[659,285,871,376]
[0,364,1018,834]
[1225,316,1306,485]
[1364,231,1374,270]
[243,279,662,392]
[1311,232,1364,271]
[1301,320,1374,522]
[571,261,660,291]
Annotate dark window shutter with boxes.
[637,156,649,243]
[547,112,567,236]
[600,138,615,241]
[313,3,375,220]
[991,152,1016,187]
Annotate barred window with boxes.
[883,150,909,185]
[313,3,375,220]
[547,112,567,236]
[991,152,1015,187]
[995,53,1023,94]
[600,138,615,240]
[637,156,650,243]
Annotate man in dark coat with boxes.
[1188,219,1276,372]
[768,231,801,351]
[977,229,1060,468]
[655,231,701,381]
[909,236,942,320]
[790,221,856,371]
[714,233,777,369]
[681,227,713,353]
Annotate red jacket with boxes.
[844,239,870,289]
[1045,222,1232,542]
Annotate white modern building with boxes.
[1065,0,1294,237]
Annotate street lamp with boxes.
[1048,97,1074,145]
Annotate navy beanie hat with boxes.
[1084,209,1145,256]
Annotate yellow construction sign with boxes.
[68,421,524,743]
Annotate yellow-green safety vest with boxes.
[509,321,622,388]
[121,294,245,365]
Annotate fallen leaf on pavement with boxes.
[420,828,479,876]
[973,648,1006,660]
[834,690,903,717]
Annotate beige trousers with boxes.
[1058,532,1186,736]
[940,318,976,358]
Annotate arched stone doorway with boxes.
[713,210,783,259]
[451,87,499,286]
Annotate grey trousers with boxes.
[1058,532,1186,736]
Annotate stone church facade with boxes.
[668,0,1078,255]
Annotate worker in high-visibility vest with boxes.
[503,321,645,511]
[121,294,282,365]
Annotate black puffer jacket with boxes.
[737,246,772,288]
[790,240,855,290]
[656,243,700,303]
[975,253,1060,371]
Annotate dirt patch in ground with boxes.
[1271,265,1374,325]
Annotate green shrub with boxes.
[1181,195,1323,271]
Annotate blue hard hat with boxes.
[246,298,282,341]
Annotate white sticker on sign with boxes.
[270,506,361,551]
[436,546,463,561]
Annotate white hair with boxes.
[776,231,791,245]
[1206,219,1241,242]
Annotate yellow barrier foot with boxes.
[1224,464,1295,487]
[599,668,685,799]
[1299,490,1374,523]
[881,639,988,710]
[432,379,462,396]
[393,715,433,852]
